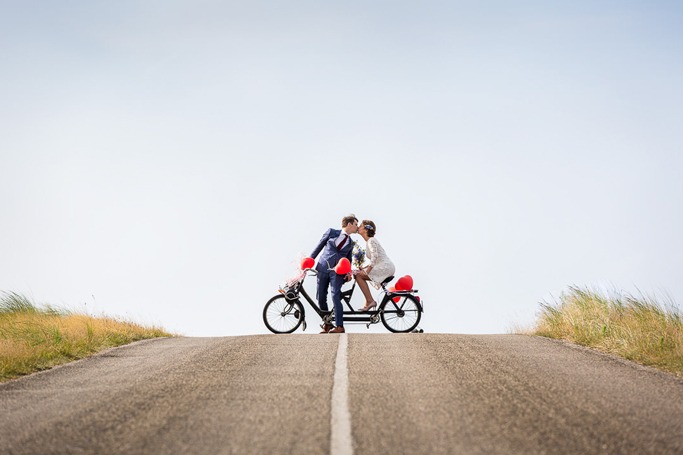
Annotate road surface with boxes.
[1,334,682,454]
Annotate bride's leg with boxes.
[355,271,374,307]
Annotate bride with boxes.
[354,220,396,311]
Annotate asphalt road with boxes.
[1,334,682,454]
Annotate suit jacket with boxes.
[311,228,355,273]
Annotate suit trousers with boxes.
[316,269,345,327]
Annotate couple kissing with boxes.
[309,213,395,334]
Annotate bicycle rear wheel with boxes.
[380,294,422,333]
[263,295,304,334]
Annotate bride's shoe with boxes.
[359,301,377,312]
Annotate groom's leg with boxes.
[316,271,330,312]
[330,274,344,327]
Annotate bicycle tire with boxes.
[263,295,304,334]
[380,293,422,333]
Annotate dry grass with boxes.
[534,286,683,378]
[0,292,172,382]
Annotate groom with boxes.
[310,214,359,333]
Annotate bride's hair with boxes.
[361,220,376,237]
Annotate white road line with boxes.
[330,333,353,455]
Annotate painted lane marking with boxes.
[331,333,353,455]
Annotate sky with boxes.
[2,1,682,336]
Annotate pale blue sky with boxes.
[2,1,682,335]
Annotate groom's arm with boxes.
[310,228,333,259]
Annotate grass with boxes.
[0,291,172,382]
[534,286,683,378]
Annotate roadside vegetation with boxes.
[0,291,172,382]
[534,286,683,378]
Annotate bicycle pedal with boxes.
[302,321,307,331]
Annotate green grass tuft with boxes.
[0,291,39,314]
[0,291,173,382]
[534,286,683,377]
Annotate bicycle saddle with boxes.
[381,276,394,285]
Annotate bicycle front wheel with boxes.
[380,294,422,333]
[263,295,304,334]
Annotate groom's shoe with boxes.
[320,323,334,334]
[328,326,345,334]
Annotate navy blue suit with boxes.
[310,228,355,327]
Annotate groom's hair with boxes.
[341,214,358,227]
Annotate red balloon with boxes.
[388,286,400,303]
[396,275,414,291]
[301,257,315,270]
[335,257,351,275]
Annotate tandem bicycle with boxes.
[262,267,423,334]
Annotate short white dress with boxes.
[365,237,395,288]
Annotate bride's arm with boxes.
[364,238,378,274]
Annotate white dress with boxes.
[365,237,395,288]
